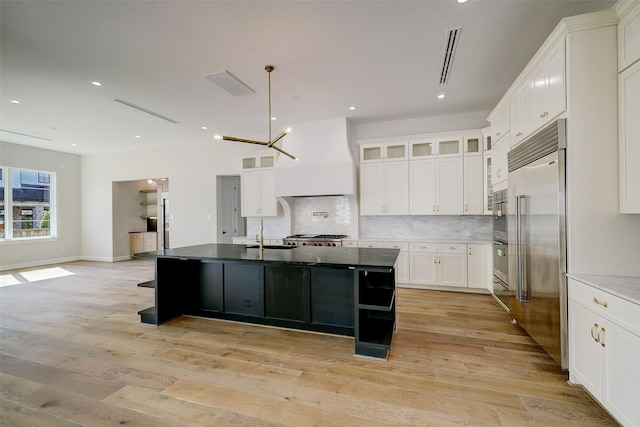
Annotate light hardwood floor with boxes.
[0,260,618,426]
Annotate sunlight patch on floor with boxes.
[0,274,21,287]
[18,267,74,282]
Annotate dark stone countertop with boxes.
[135,243,399,270]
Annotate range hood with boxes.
[274,118,356,197]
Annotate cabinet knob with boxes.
[496,131,501,136]
[516,132,522,137]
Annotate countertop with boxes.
[567,274,640,306]
[136,243,400,270]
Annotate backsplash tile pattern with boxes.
[292,196,352,235]
[360,215,491,241]
[246,197,492,241]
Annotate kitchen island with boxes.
[136,244,400,358]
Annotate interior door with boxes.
[218,176,242,243]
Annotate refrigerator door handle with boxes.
[516,195,530,302]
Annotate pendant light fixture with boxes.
[215,65,297,161]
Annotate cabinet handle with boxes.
[433,205,436,213]
[598,327,606,348]
[465,204,468,212]
[496,131,501,136]
[591,323,599,342]
[516,132,522,137]
[593,297,608,308]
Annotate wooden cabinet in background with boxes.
[130,232,157,256]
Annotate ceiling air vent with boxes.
[114,99,179,124]
[204,70,255,96]
[439,27,461,84]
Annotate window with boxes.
[0,167,55,240]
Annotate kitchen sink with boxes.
[246,245,295,250]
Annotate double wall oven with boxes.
[492,189,509,310]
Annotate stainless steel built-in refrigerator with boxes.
[507,119,567,369]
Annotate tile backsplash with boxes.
[291,196,352,235]
[246,196,492,241]
[360,215,491,241]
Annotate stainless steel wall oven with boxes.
[492,189,509,310]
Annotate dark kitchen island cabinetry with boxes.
[136,243,399,358]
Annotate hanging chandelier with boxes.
[215,65,297,161]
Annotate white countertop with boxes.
[567,274,640,306]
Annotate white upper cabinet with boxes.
[532,40,566,131]
[360,140,408,163]
[410,157,463,215]
[463,156,484,215]
[619,60,640,213]
[510,77,533,147]
[359,139,410,216]
[491,103,510,143]
[618,1,640,72]
[240,151,282,217]
[409,136,463,158]
[463,134,483,156]
[491,137,509,191]
[618,1,640,213]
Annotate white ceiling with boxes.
[0,0,614,155]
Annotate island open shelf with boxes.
[135,243,399,358]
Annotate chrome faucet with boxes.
[259,219,264,251]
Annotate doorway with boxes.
[217,175,244,243]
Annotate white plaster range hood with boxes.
[274,118,356,197]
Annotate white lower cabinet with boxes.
[568,278,640,427]
[467,244,488,289]
[383,242,409,284]
[409,243,467,288]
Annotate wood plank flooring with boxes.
[0,260,619,426]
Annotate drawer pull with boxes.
[591,324,599,342]
[593,297,608,308]
[598,327,606,347]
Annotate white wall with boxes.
[81,140,248,261]
[350,110,491,142]
[0,141,81,270]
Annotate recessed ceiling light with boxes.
[91,81,103,87]
[349,106,357,110]
[438,94,446,99]
[458,0,468,3]
[214,134,222,140]
[271,117,277,121]
[10,99,20,104]
[201,126,208,130]
[71,143,77,146]
[135,135,141,139]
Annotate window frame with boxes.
[0,166,57,241]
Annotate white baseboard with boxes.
[0,256,82,272]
